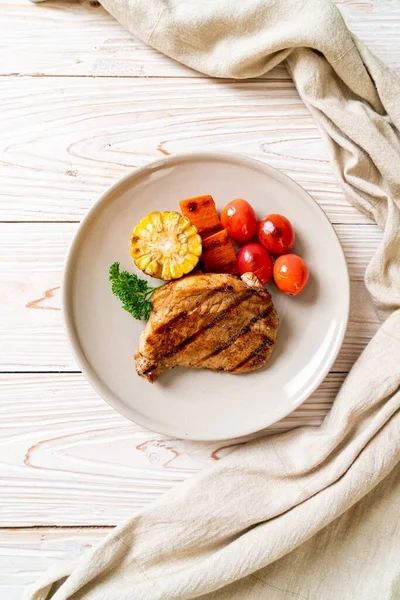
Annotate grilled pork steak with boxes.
[134,272,279,382]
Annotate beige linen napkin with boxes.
[27,0,400,598]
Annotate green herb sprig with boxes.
[109,262,162,321]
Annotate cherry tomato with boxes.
[273,254,309,295]
[258,214,295,255]
[221,199,257,243]
[237,243,273,284]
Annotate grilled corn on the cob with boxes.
[130,211,202,280]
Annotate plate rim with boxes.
[62,151,350,441]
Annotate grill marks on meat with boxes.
[200,305,275,369]
[134,273,279,382]
[160,290,254,359]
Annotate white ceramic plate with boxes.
[63,152,349,441]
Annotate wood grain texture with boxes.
[0,371,346,525]
[0,528,109,600]
[0,75,376,223]
[0,0,398,586]
[0,222,381,372]
[1,0,399,77]
[1,0,288,79]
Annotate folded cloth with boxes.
[26,1,400,598]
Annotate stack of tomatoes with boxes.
[221,199,309,296]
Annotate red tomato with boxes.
[258,214,295,255]
[221,199,257,243]
[273,254,309,295]
[237,243,273,284]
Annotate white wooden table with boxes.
[1,1,399,596]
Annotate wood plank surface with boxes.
[1,0,399,78]
[0,528,109,600]
[1,0,288,79]
[0,222,380,372]
[0,75,373,224]
[0,371,346,525]
[0,0,398,592]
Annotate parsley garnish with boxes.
[109,262,162,321]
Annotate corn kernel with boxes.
[130,211,202,280]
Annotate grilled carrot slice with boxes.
[180,195,223,240]
[201,229,238,275]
